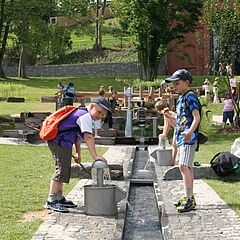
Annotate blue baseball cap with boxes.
[92,97,112,112]
[165,69,193,83]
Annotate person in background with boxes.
[57,81,65,92]
[99,85,105,91]
[213,77,220,103]
[63,83,75,106]
[226,63,232,76]
[55,82,65,110]
[108,85,115,94]
[160,80,169,93]
[202,78,211,101]
[165,69,201,213]
[222,92,235,129]
[93,89,106,137]
[230,74,238,102]
[105,90,118,130]
[155,100,177,165]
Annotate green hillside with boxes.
[51,19,138,64]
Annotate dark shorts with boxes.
[223,110,234,123]
[63,98,74,106]
[48,140,72,183]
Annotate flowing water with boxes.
[123,147,163,240]
[91,167,111,186]
[103,167,111,181]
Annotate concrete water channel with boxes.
[123,143,163,240]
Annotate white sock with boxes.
[56,191,63,201]
[186,188,193,199]
[48,193,58,202]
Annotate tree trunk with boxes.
[0,21,10,79]
[94,0,107,52]
[99,0,107,50]
[94,0,100,51]
[18,46,27,78]
[0,63,6,78]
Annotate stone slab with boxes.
[161,164,220,180]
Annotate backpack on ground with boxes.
[210,151,240,176]
[185,92,213,144]
[39,105,78,141]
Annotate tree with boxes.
[94,0,107,51]
[114,0,203,81]
[0,0,73,79]
[12,0,56,78]
[58,0,106,52]
[0,0,11,78]
[203,1,240,74]
[57,0,91,21]
[0,1,53,78]
[203,1,240,126]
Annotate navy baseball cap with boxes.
[165,69,193,83]
[92,97,112,112]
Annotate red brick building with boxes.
[166,25,211,76]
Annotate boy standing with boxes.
[44,97,111,213]
[165,69,201,212]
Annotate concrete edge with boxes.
[113,147,136,240]
[154,161,173,240]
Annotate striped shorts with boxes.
[177,143,197,168]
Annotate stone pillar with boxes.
[124,87,132,137]
[152,117,158,137]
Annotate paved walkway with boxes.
[212,115,222,125]
[154,164,240,240]
[31,144,240,240]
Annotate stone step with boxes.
[2,129,39,139]
[96,128,117,137]
[93,137,115,145]
[20,111,51,119]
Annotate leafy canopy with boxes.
[203,0,240,65]
[113,0,203,81]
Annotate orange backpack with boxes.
[39,105,78,141]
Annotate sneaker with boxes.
[58,197,77,208]
[174,195,196,207]
[177,197,195,213]
[44,201,69,213]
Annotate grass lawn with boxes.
[0,144,107,240]
[0,76,125,115]
[195,124,240,216]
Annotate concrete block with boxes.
[70,163,123,180]
[7,97,25,102]
[97,129,117,137]
[161,164,220,180]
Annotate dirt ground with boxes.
[20,210,50,223]
[217,127,240,135]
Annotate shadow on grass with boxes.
[217,174,240,183]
